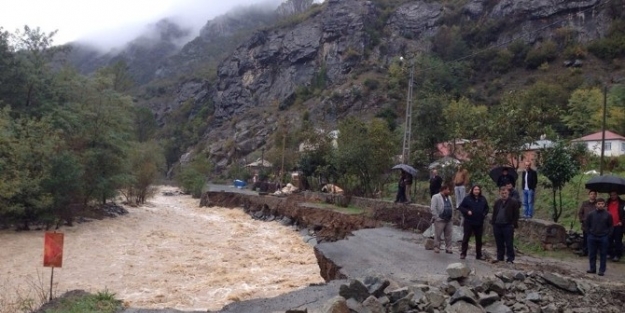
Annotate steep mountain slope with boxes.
[168,0,611,169]
[61,0,621,173]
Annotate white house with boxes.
[572,130,625,157]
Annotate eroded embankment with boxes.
[201,191,381,243]
[201,191,379,282]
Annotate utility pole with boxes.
[600,85,608,175]
[281,132,286,184]
[401,62,414,164]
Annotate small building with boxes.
[572,131,625,157]
[517,138,555,166]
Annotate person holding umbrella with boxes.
[584,175,625,262]
[497,168,515,188]
[429,169,443,197]
[606,191,625,262]
[394,170,408,203]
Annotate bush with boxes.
[563,45,587,60]
[363,78,380,91]
[525,40,558,69]
[176,154,212,198]
[588,35,625,60]
[492,49,513,73]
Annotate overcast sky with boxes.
[0,0,275,48]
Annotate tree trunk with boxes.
[552,188,557,222]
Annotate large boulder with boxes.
[541,273,581,294]
[447,263,471,279]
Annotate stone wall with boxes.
[484,218,567,250]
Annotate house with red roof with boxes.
[572,130,625,157]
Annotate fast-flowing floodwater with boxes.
[0,187,323,312]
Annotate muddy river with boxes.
[0,187,323,311]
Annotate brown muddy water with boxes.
[0,187,323,312]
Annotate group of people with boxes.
[578,190,625,275]
[428,161,538,264]
[427,161,625,275]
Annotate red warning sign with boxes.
[43,232,64,268]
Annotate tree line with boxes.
[0,26,164,229]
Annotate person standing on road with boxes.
[606,191,625,262]
[578,190,598,257]
[394,170,408,203]
[585,198,613,276]
[521,161,538,219]
[457,185,489,260]
[491,187,520,263]
[453,165,470,209]
[404,171,414,203]
[429,169,443,198]
[430,185,454,254]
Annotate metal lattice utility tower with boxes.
[401,64,414,164]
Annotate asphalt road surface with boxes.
[316,227,496,285]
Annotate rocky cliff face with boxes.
[62,0,612,169]
[190,0,609,168]
[212,0,376,121]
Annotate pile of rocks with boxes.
[97,203,129,217]
[287,263,623,313]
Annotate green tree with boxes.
[121,141,165,204]
[0,108,60,229]
[53,73,134,205]
[134,106,158,142]
[331,118,397,196]
[96,60,135,93]
[443,97,487,157]
[177,152,212,198]
[539,141,581,222]
[412,93,449,166]
[486,90,547,168]
[10,26,61,113]
[563,88,603,137]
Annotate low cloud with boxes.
[76,0,283,51]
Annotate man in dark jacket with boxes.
[506,182,521,204]
[606,191,625,262]
[491,187,520,263]
[521,161,538,219]
[496,168,515,188]
[458,185,489,260]
[577,190,597,256]
[429,169,443,197]
[585,198,613,276]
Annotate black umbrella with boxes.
[489,166,518,185]
[392,164,417,177]
[585,175,625,194]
